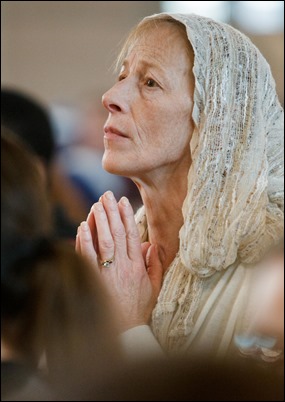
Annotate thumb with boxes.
[141,241,151,262]
[146,244,163,296]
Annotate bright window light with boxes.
[233,1,284,34]
[160,1,230,22]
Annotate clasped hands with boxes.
[76,191,163,332]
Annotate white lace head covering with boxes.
[138,13,284,277]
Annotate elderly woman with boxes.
[76,13,284,358]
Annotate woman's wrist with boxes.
[119,318,148,333]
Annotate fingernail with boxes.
[105,191,115,201]
[146,245,152,263]
[120,196,129,206]
[81,221,89,231]
[94,202,104,211]
[99,196,103,202]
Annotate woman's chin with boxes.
[102,151,140,177]
[102,156,125,176]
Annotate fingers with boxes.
[75,230,81,254]
[141,242,151,262]
[101,191,127,251]
[77,221,99,267]
[87,209,99,254]
[118,197,142,261]
[145,245,163,298]
[92,191,142,263]
[92,201,115,261]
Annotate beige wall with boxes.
[1,1,284,105]
[1,1,160,104]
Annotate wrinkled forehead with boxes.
[116,18,194,71]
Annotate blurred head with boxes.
[1,89,83,240]
[102,18,195,178]
[1,88,55,168]
[1,127,52,247]
[1,129,119,385]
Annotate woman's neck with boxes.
[133,158,190,272]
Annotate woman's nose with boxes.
[102,81,130,114]
[102,89,121,112]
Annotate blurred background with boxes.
[1,1,284,229]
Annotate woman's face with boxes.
[102,22,194,179]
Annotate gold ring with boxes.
[100,257,114,267]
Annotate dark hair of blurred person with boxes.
[1,88,88,240]
[1,129,121,400]
[1,89,55,167]
[81,356,284,401]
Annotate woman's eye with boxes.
[146,79,157,88]
[118,75,126,82]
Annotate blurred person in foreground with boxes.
[78,356,283,401]
[77,13,284,360]
[1,129,121,400]
[1,88,88,240]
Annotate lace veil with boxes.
[142,13,284,277]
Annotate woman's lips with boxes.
[104,126,129,139]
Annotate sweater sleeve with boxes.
[119,325,164,359]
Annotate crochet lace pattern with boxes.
[136,13,284,352]
[144,13,284,277]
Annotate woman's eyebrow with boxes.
[122,59,168,78]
